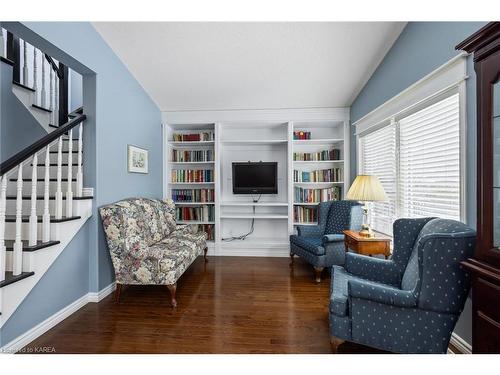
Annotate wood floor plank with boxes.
[21,256,387,354]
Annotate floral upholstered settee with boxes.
[99,198,207,307]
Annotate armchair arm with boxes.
[345,253,401,286]
[175,224,194,235]
[348,279,417,308]
[296,225,323,237]
[322,234,345,244]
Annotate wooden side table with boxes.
[343,230,391,259]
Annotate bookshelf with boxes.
[163,109,350,256]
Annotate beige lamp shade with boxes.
[346,175,388,202]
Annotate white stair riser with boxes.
[5,251,35,273]
[6,181,76,195]
[5,199,76,215]
[23,165,79,178]
[4,213,78,241]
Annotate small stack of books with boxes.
[192,224,215,241]
[293,131,312,140]
[172,149,214,162]
[293,149,341,161]
[172,131,214,142]
[294,206,318,223]
[175,206,215,222]
[293,168,343,182]
[171,169,213,183]
[294,186,341,203]
[171,189,215,203]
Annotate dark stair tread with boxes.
[13,80,36,92]
[5,215,81,223]
[4,240,60,252]
[0,272,35,288]
[1,56,14,66]
[49,151,78,154]
[32,104,52,113]
[5,195,93,200]
[34,163,82,166]
[10,178,77,182]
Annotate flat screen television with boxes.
[232,162,278,194]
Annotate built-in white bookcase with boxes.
[163,108,350,257]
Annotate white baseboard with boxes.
[0,282,115,354]
[449,332,472,354]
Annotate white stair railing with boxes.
[41,54,47,108]
[13,164,24,276]
[29,153,38,246]
[55,137,63,219]
[33,47,38,105]
[76,124,83,197]
[66,130,74,217]
[22,40,28,86]
[42,144,51,242]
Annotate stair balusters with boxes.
[0,176,7,282]
[66,130,73,217]
[13,164,24,276]
[55,137,63,219]
[54,69,59,126]
[42,145,51,242]
[49,67,54,115]
[22,40,28,86]
[0,28,4,58]
[29,153,38,246]
[41,55,47,108]
[76,124,83,197]
[33,48,38,105]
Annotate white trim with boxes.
[0,282,115,354]
[353,53,468,135]
[449,332,472,354]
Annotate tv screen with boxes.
[232,162,278,194]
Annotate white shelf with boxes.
[294,181,344,186]
[169,141,214,146]
[220,237,289,248]
[177,220,215,225]
[170,182,215,185]
[221,201,288,207]
[173,202,215,205]
[293,160,343,164]
[220,214,288,219]
[294,222,318,226]
[222,139,288,145]
[293,138,343,144]
[293,202,320,206]
[169,161,215,165]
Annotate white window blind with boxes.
[360,124,397,235]
[398,93,460,220]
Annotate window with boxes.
[359,92,462,235]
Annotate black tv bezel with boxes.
[232,162,278,195]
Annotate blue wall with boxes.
[0,22,162,346]
[1,60,46,162]
[350,22,488,346]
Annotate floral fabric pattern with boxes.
[100,198,206,286]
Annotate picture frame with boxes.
[127,145,149,174]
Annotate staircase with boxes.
[0,28,93,328]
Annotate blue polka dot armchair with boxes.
[290,200,363,282]
[329,217,476,354]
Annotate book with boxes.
[171,169,213,183]
[172,149,214,162]
[293,148,341,161]
[172,131,214,142]
[293,168,343,182]
[294,186,341,203]
[171,188,215,203]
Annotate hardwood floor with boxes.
[22,256,386,354]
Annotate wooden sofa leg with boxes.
[289,253,295,267]
[330,335,345,353]
[314,267,324,283]
[114,284,122,303]
[204,247,208,263]
[167,283,178,308]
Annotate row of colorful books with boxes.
[293,131,312,140]
[293,168,343,182]
[294,186,341,203]
[172,149,214,163]
[175,206,215,222]
[172,131,214,142]
[172,189,215,203]
[171,169,214,183]
[192,224,215,241]
[293,149,341,161]
[294,206,318,223]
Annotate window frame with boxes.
[356,83,467,236]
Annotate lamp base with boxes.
[358,224,375,238]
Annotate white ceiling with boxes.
[92,22,406,112]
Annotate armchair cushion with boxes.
[322,234,345,244]
[345,253,401,286]
[348,279,417,307]
[289,235,325,256]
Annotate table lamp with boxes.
[346,175,388,238]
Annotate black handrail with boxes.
[44,54,64,79]
[0,112,86,177]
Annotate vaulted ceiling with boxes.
[93,22,406,111]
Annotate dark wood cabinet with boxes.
[456,22,500,354]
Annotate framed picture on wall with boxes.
[127,145,149,174]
